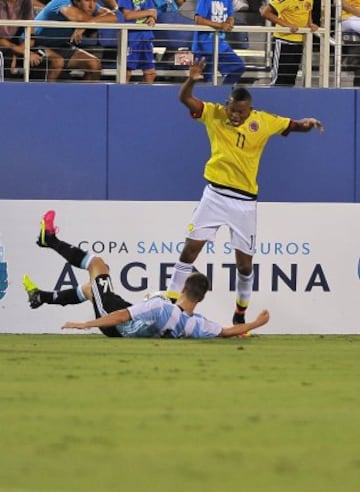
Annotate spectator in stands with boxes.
[192,0,245,84]
[24,210,270,338]
[0,0,62,81]
[260,0,319,86]
[32,0,118,81]
[115,0,158,83]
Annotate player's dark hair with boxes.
[230,86,252,103]
[184,272,209,302]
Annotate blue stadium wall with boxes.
[0,83,358,202]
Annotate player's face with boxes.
[225,98,252,126]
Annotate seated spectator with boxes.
[32,0,118,81]
[116,0,158,83]
[0,0,63,81]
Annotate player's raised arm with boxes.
[179,58,207,116]
[218,310,270,338]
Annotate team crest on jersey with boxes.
[304,2,311,10]
[249,121,259,132]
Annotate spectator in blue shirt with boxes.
[33,0,118,80]
[192,0,245,84]
[117,0,158,83]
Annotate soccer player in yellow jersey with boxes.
[166,57,324,325]
[260,0,319,86]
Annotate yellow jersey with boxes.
[269,0,313,43]
[197,102,291,196]
[342,0,360,19]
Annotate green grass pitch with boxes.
[1,334,360,492]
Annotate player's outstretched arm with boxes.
[62,308,131,330]
[218,310,270,338]
[290,118,324,133]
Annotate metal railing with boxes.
[0,11,334,87]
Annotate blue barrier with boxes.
[0,83,358,202]
[355,90,360,203]
[0,83,108,199]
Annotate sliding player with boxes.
[24,210,269,338]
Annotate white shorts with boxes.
[186,185,257,255]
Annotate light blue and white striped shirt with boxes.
[116,297,222,338]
